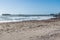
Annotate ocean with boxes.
[0,14,55,23]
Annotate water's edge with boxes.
[0,16,55,23]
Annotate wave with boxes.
[2,14,51,17]
[0,15,55,23]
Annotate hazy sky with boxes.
[0,0,60,14]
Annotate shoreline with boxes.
[0,17,60,40]
[0,16,55,23]
[0,17,56,24]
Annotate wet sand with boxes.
[0,18,60,40]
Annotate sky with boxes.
[0,0,60,15]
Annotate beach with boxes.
[0,18,60,40]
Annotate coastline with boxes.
[0,17,60,40]
[0,16,54,23]
[0,17,56,24]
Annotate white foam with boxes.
[0,16,55,23]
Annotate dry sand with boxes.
[0,18,60,40]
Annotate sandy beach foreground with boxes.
[0,18,60,40]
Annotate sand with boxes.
[0,18,60,40]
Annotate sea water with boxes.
[0,15,55,23]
